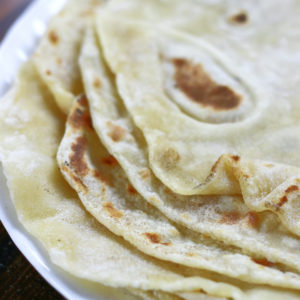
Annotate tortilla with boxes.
[1,57,300,300]
[81,24,300,274]
[58,90,300,288]
[96,10,300,237]
[33,0,104,114]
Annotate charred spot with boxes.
[219,211,243,225]
[128,184,137,195]
[231,155,240,162]
[101,155,118,167]
[246,211,260,228]
[172,58,241,110]
[46,70,52,76]
[93,77,101,88]
[230,12,248,24]
[48,30,59,44]
[278,195,288,208]
[103,202,123,219]
[285,185,299,194]
[69,105,93,130]
[160,148,180,169]
[93,170,112,186]
[252,257,273,267]
[107,122,127,142]
[143,233,170,246]
[78,95,89,107]
[70,136,88,177]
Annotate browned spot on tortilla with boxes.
[69,105,93,130]
[278,195,288,208]
[70,136,88,177]
[296,179,300,183]
[138,168,151,180]
[56,57,62,65]
[71,174,88,191]
[103,202,123,219]
[101,155,118,167]
[49,30,59,44]
[187,252,196,257]
[173,58,241,110]
[143,233,170,246]
[93,77,101,88]
[252,257,273,267]
[78,94,89,107]
[93,170,112,186]
[107,122,126,142]
[246,211,260,228]
[231,155,240,162]
[128,184,137,195]
[285,185,299,193]
[161,148,180,169]
[46,70,52,76]
[230,12,248,24]
[62,162,87,191]
[219,211,243,225]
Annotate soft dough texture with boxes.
[80,24,300,275]
[96,7,300,237]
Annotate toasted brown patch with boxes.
[103,202,123,219]
[285,185,299,193]
[46,70,52,76]
[49,30,59,44]
[252,258,273,267]
[101,155,118,167]
[93,77,101,88]
[143,233,170,246]
[219,211,243,225]
[128,184,137,195]
[71,174,88,191]
[173,58,241,110]
[56,57,62,65]
[70,136,88,177]
[161,148,180,169]
[138,168,151,180]
[78,94,89,107]
[107,122,127,142]
[246,211,260,228]
[230,12,248,24]
[69,105,93,130]
[231,155,240,162]
[187,252,196,257]
[93,170,112,186]
[277,195,288,208]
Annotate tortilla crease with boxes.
[58,92,300,289]
[80,24,300,275]
[96,6,300,237]
[33,0,105,114]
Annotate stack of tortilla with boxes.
[1,0,300,299]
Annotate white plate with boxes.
[0,1,135,299]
